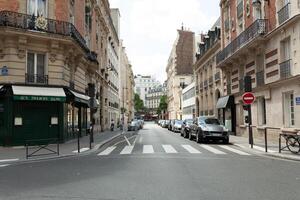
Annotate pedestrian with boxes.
[110,119,114,131]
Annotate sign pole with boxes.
[243,76,254,149]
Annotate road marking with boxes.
[98,146,116,156]
[0,158,19,163]
[139,136,143,143]
[253,145,276,153]
[162,145,178,153]
[143,145,154,154]
[200,145,226,154]
[72,147,89,153]
[113,135,136,146]
[120,145,134,155]
[219,145,251,155]
[0,164,9,168]
[181,145,201,154]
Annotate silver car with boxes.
[189,116,229,144]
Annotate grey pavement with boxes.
[0,129,123,165]
[0,122,300,200]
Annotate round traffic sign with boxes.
[242,92,255,105]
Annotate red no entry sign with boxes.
[242,92,255,105]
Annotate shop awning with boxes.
[12,86,66,102]
[69,90,90,106]
[216,95,234,109]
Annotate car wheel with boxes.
[196,131,202,143]
[223,138,229,144]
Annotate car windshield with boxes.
[185,119,193,124]
[175,120,183,125]
[204,118,220,125]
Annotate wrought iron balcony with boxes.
[25,74,48,85]
[280,59,292,79]
[214,72,220,82]
[0,10,97,63]
[217,19,268,64]
[256,70,265,87]
[278,3,290,25]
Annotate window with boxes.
[280,37,291,62]
[28,0,47,16]
[257,97,266,125]
[283,92,295,127]
[27,52,47,83]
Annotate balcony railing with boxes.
[217,19,268,64]
[214,72,220,82]
[25,74,48,85]
[0,10,97,63]
[278,3,290,25]
[280,59,292,79]
[256,70,265,87]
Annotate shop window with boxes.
[26,52,47,84]
[27,0,47,17]
[257,97,266,125]
[283,92,295,127]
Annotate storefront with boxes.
[216,95,236,135]
[0,85,90,146]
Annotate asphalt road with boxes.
[0,122,300,200]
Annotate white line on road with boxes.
[219,145,251,155]
[162,145,178,153]
[200,145,226,154]
[181,145,201,154]
[139,136,143,143]
[0,158,19,163]
[113,135,136,146]
[143,145,154,154]
[98,146,116,156]
[120,146,134,155]
[72,147,89,153]
[0,164,9,168]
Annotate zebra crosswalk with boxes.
[97,144,251,157]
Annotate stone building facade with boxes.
[217,0,300,137]
[145,84,167,115]
[0,0,124,145]
[166,28,195,120]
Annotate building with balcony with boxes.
[145,83,167,115]
[134,75,161,104]
[0,0,120,145]
[193,18,234,131]
[218,0,300,137]
[166,28,195,120]
[182,82,196,120]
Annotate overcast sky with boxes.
[110,0,220,83]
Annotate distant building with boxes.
[145,83,167,115]
[166,28,195,120]
[134,75,161,104]
[182,82,196,120]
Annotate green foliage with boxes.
[134,93,144,112]
[157,95,168,114]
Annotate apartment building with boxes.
[134,75,161,104]
[0,0,120,145]
[182,82,196,120]
[217,0,300,137]
[145,83,167,115]
[166,28,195,120]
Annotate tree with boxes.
[157,95,168,116]
[134,93,144,113]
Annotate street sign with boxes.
[242,92,255,105]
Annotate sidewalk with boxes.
[231,135,300,161]
[0,130,122,166]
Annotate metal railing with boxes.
[25,73,48,85]
[217,19,268,64]
[280,59,291,79]
[0,10,97,63]
[278,3,290,25]
[25,138,59,159]
[256,70,265,87]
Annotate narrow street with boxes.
[1,122,300,200]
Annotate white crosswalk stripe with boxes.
[98,146,116,156]
[162,145,178,153]
[143,145,154,154]
[120,146,134,155]
[0,164,9,168]
[181,145,201,154]
[200,144,226,154]
[219,145,251,155]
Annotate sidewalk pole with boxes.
[264,128,268,152]
[248,105,253,149]
[77,131,80,153]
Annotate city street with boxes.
[0,122,300,200]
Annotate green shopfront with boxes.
[0,85,90,146]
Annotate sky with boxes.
[110,0,220,83]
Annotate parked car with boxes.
[137,120,144,129]
[162,120,170,128]
[128,120,140,131]
[189,116,229,144]
[172,120,183,132]
[180,119,193,138]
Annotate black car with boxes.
[189,116,229,144]
[180,119,193,138]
